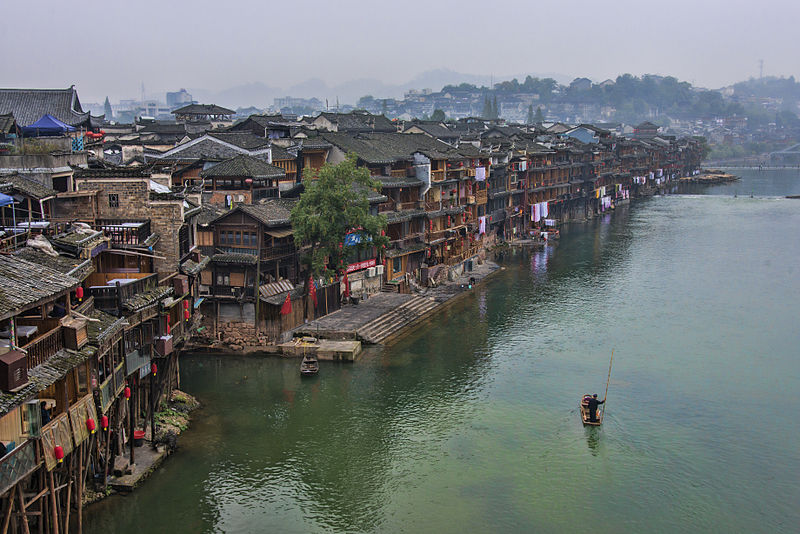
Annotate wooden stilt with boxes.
[2,487,16,534]
[46,471,58,534]
[16,488,30,534]
[63,457,72,534]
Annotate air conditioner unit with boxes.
[0,351,27,392]
[376,265,385,276]
[366,267,376,278]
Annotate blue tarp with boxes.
[20,114,75,137]
[0,193,15,207]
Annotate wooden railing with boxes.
[23,326,63,370]
[96,219,151,246]
[262,244,296,260]
[390,169,408,178]
[431,170,445,182]
[475,190,487,205]
[0,439,38,497]
[88,273,159,315]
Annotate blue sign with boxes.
[344,232,372,246]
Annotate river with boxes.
[85,169,800,533]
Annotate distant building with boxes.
[167,88,193,109]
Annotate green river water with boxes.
[86,169,800,533]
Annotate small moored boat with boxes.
[300,354,319,376]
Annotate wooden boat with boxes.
[580,394,602,426]
[300,354,319,376]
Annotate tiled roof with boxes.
[235,199,297,227]
[0,113,16,135]
[196,203,225,226]
[321,132,464,165]
[122,285,173,313]
[0,87,90,127]
[211,253,258,265]
[172,104,235,116]
[180,255,210,276]
[316,111,395,133]
[0,346,96,417]
[270,145,294,161]
[74,167,151,179]
[86,308,126,345]
[0,255,79,320]
[14,247,94,281]
[0,173,57,200]
[208,132,271,150]
[200,155,285,179]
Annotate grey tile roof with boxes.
[0,346,96,417]
[0,255,79,320]
[211,253,258,265]
[316,112,395,133]
[172,104,235,116]
[0,173,57,200]
[86,308,126,345]
[180,255,210,276]
[0,87,90,127]
[200,155,285,179]
[122,285,173,313]
[321,132,465,165]
[14,247,94,281]
[270,145,294,161]
[0,113,16,135]
[235,199,297,227]
[208,132,271,150]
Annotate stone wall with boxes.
[149,201,185,274]
[74,178,151,219]
[344,267,382,298]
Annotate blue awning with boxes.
[0,193,15,207]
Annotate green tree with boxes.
[492,95,499,119]
[526,105,534,124]
[103,97,113,119]
[431,109,446,122]
[534,106,544,123]
[291,154,388,277]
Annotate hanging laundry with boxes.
[475,167,486,181]
[533,204,541,222]
[479,216,486,234]
[541,202,549,218]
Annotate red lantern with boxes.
[86,418,96,434]
[101,415,109,431]
[76,286,84,302]
[184,309,190,320]
[54,446,64,463]
[166,315,171,335]
[183,300,189,309]
[152,363,157,376]
[380,229,385,236]
[245,178,253,185]
[124,386,131,399]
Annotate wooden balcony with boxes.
[96,219,151,246]
[431,170,445,182]
[87,273,159,316]
[262,244,296,260]
[475,190,487,205]
[22,326,63,370]
[396,201,421,210]
[390,169,408,178]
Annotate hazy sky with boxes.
[2,0,798,103]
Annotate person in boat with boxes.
[587,394,605,422]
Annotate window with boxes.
[393,256,402,274]
[108,194,119,208]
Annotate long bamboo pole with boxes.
[600,349,613,422]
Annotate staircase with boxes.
[356,295,438,344]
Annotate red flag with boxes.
[309,276,317,306]
[280,293,292,315]
[342,274,350,298]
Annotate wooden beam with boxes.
[2,486,16,534]
[17,487,30,534]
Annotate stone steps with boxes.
[357,296,438,344]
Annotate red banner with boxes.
[346,258,376,274]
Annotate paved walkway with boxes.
[296,259,500,344]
